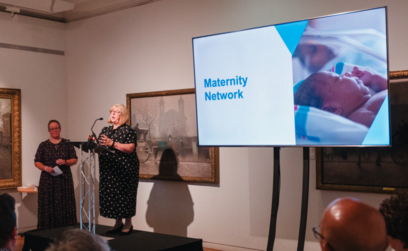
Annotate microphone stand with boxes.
[88,118,103,150]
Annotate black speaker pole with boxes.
[297,147,310,251]
[266,147,281,251]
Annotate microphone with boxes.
[92,118,103,144]
[88,118,103,149]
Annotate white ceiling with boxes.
[0,0,163,22]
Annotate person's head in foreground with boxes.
[294,67,388,128]
[45,229,110,251]
[0,193,17,251]
[316,198,388,251]
[379,193,408,251]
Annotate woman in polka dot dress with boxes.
[92,104,139,235]
[34,120,78,230]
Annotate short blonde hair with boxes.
[108,104,129,126]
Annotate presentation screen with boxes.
[193,7,389,147]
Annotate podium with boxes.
[68,141,113,233]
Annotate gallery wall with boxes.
[64,0,408,250]
[0,12,67,231]
[0,0,406,250]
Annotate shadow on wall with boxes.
[146,149,194,237]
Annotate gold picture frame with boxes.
[127,88,219,183]
[316,70,408,194]
[0,88,21,190]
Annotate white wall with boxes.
[0,12,67,231]
[65,0,408,250]
[0,0,405,250]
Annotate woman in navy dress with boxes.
[91,104,139,235]
[34,120,78,230]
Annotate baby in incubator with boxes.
[294,66,387,128]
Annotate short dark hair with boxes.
[0,193,16,248]
[294,73,325,109]
[48,120,61,131]
[379,193,408,248]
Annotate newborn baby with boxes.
[294,67,388,127]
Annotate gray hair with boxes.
[45,229,110,251]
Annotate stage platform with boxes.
[22,224,203,251]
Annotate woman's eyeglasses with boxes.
[110,110,121,115]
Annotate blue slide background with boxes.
[362,95,390,145]
[275,20,308,55]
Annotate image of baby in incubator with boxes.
[294,66,387,128]
[292,8,388,144]
[292,8,387,81]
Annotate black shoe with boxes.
[106,223,124,234]
[119,225,133,236]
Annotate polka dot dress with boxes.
[98,124,139,219]
[34,138,78,230]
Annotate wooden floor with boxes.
[15,236,24,251]
[15,235,222,251]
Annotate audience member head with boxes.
[45,229,110,251]
[0,193,17,251]
[379,193,408,251]
[317,198,388,251]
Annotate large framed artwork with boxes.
[126,88,219,183]
[316,70,408,194]
[0,88,21,190]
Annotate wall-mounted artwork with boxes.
[316,71,408,194]
[0,88,21,189]
[127,88,219,183]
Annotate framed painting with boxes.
[127,88,219,183]
[0,88,21,189]
[316,70,408,194]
